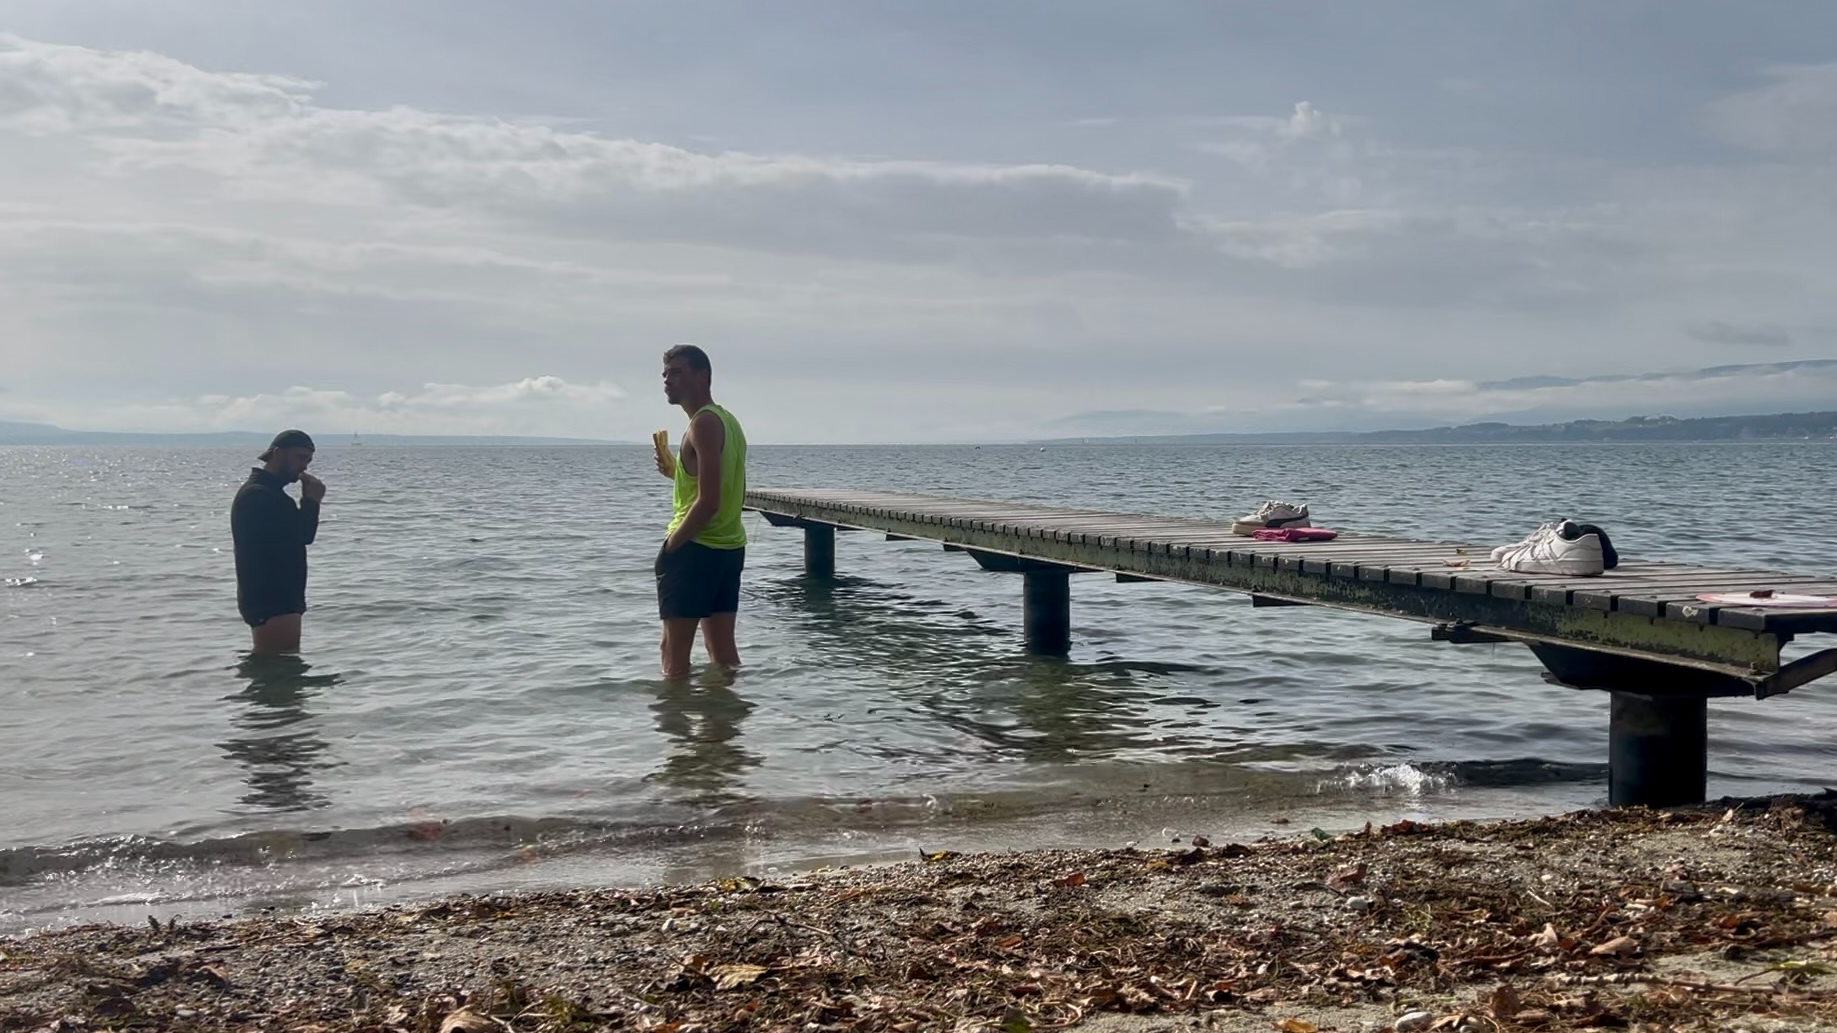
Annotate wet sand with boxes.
[8,793,1837,1032]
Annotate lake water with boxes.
[4,442,1837,934]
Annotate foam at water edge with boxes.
[1324,762,1456,796]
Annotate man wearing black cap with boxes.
[231,430,326,655]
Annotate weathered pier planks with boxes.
[745,488,1837,808]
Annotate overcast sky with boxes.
[3,1,1836,442]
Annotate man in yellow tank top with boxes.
[653,344,748,680]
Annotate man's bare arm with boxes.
[663,411,725,551]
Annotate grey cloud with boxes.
[1703,64,1837,154]
[0,32,313,134]
[0,35,1191,260]
[0,34,1640,313]
[0,33,1726,329]
[1685,320,1793,347]
[1184,208,1646,311]
[1694,359,1837,377]
[7,19,1837,441]
[1482,359,1837,390]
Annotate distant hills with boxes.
[1041,359,1837,439]
[1035,410,1837,445]
[0,421,625,447]
[8,410,1837,448]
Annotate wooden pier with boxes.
[745,488,1837,809]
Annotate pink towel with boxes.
[1251,527,1338,542]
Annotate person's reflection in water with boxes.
[218,654,342,812]
[646,667,760,807]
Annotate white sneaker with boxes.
[1488,519,1582,563]
[1232,500,1311,537]
[1492,521,1605,576]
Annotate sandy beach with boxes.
[8,793,1837,1032]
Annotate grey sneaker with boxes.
[1231,500,1311,537]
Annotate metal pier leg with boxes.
[1521,643,1719,808]
[804,525,836,579]
[1023,570,1071,656]
[1608,692,1707,808]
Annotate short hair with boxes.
[662,343,711,374]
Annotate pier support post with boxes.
[1023,570,1071,656]
[1522,643,1722,808]
[803,525,836,579]
[1608,693,1707,809]
[957,549,1081,656]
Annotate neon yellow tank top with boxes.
[667,403,747,549]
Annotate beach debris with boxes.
[710,962,768,990]
[9,797,1837,1032]
[91,995,136,1018]
[1589,935,1639,956]
[1487,982,1522,1020]
[436,1008,494,1033]
[1326,861,1367,890]
[1145,846,1204,870]
[1771,958,1836,984]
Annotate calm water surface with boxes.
[4,442,1836,933]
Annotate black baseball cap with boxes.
[258,429,315,461]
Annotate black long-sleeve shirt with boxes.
[231,468,320,617]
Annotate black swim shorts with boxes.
[240,597,306,628]
[655,541,745,620]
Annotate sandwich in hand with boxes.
[652,429,676,477]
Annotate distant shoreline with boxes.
[4,438,1836,449]
[1034,409,1837,446]
[6,407,1837,447]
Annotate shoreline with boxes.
[8,794,1837,1032]
[0,770,1616,939]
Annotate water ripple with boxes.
[4,442,1837,931]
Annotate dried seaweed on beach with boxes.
[9,794,1837,1032]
